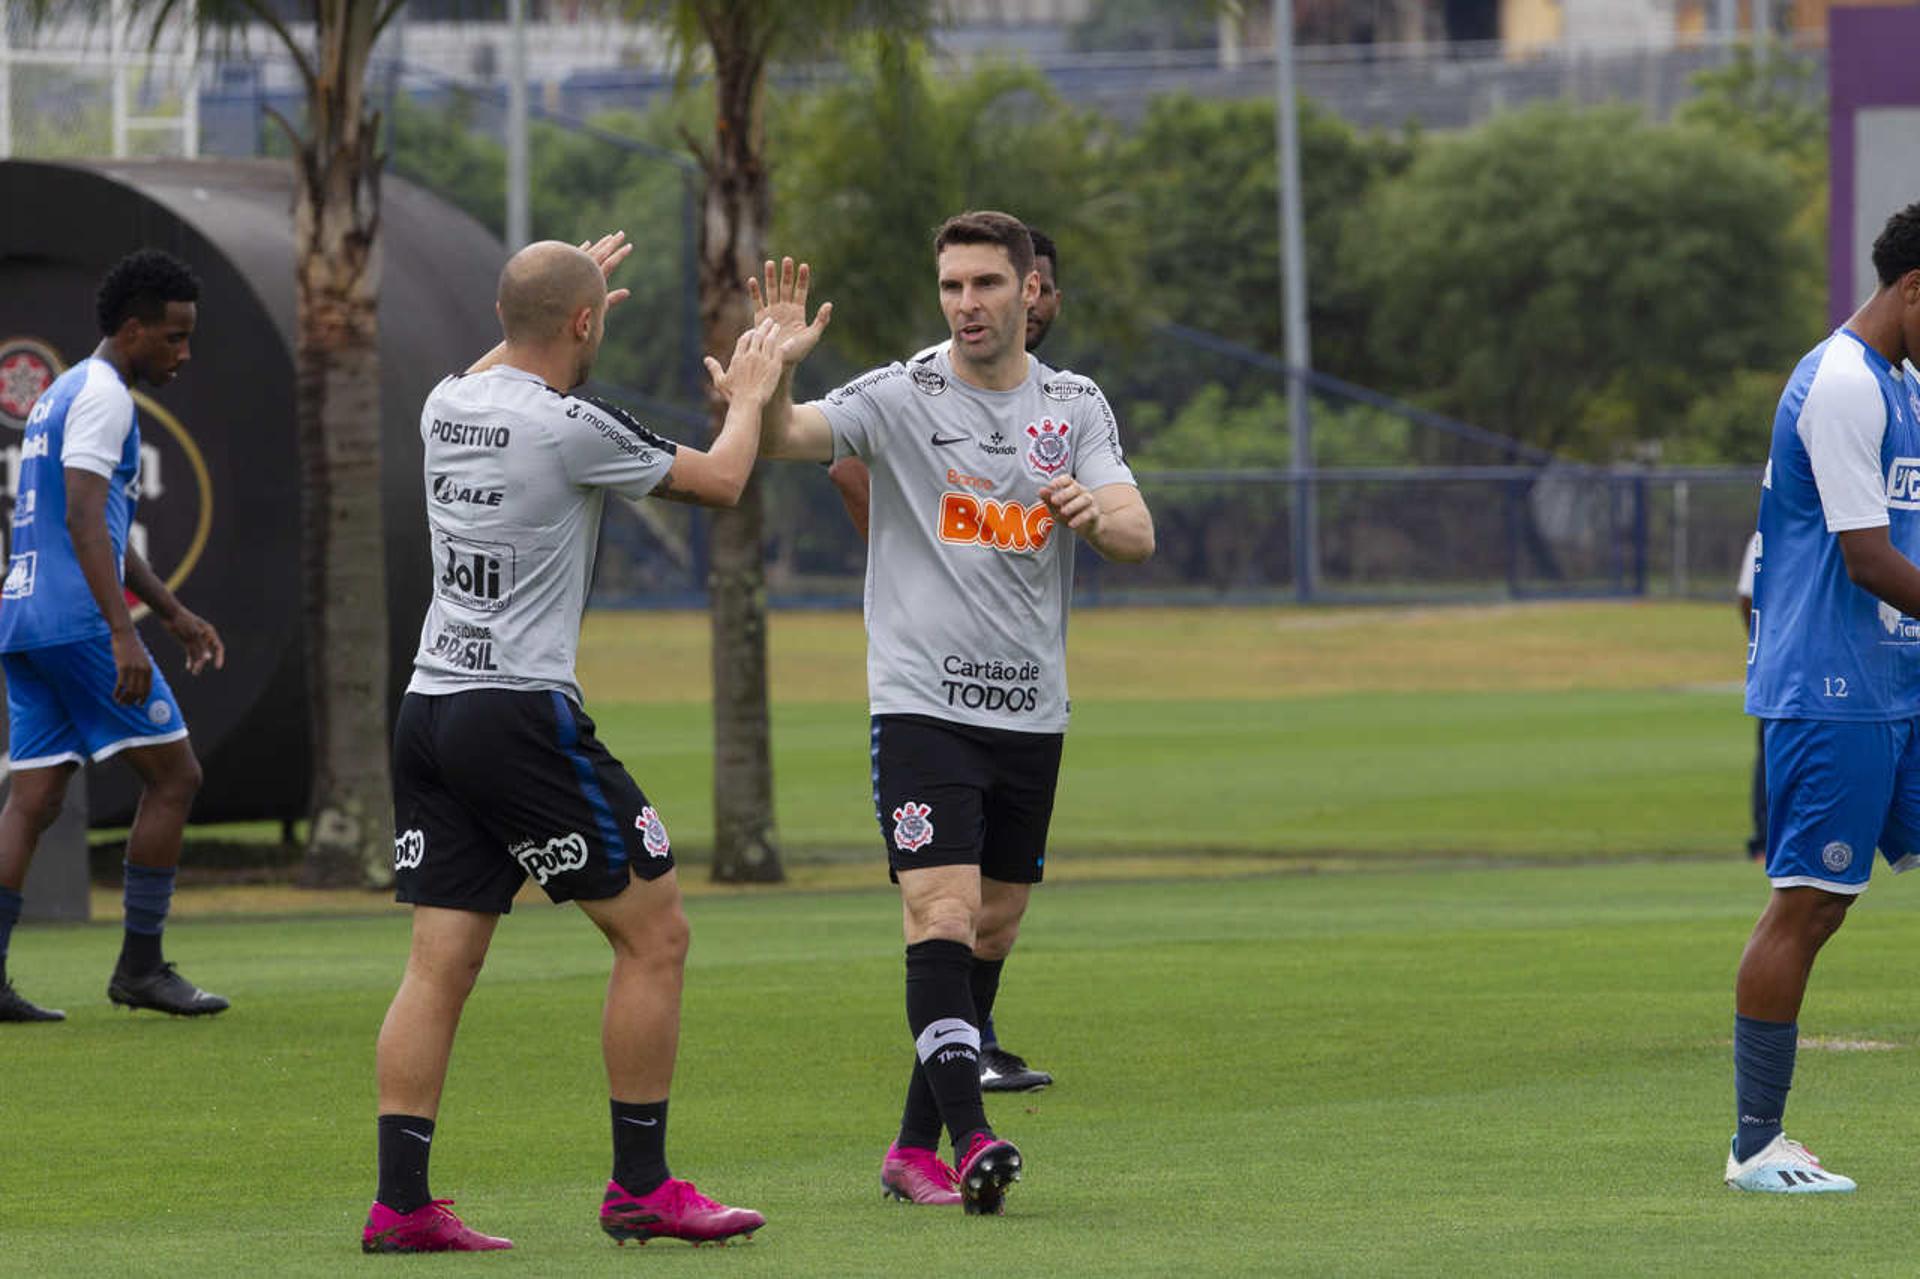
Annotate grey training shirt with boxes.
[407,365,677,704]
[812,346,1136,733]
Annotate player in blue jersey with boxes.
[1727,203,1920,1192]
[0,250,228,1024]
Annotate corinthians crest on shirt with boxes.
[1024,418,1071,480]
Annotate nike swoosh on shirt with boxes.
[929,434,969,447]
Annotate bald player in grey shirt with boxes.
[752,211,1154,1214]
[364,234,780,1253]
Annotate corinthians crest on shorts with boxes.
[1024,418,1071,480]
[892,801,934,852]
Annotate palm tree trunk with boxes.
[700,16,783,884]
[290,81,393,888]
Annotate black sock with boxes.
[118,928,163,975]
[905,938,991,1152]
[611,1098,670,1195]
[970,956,1005,1038]
[897,1063,942,1151]
[376,1114,436,1214]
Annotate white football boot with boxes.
[1724,1134,1855,1193]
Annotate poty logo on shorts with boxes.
[394,829,426,871]
[892,801,935,853]
[1024,418,1071,480]
[1887,457,1920,510]
[511,832,590,885]
[635,806,671,859]
[1821,841,1853,873]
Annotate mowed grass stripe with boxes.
[10,861,1920,1275]
[587,688,1754,858]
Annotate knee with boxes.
[412,948,486,1002]
[1807,895,1853,943]
[910,898,976,946]
[974,917,1020,960]
[5,782,70,836]
[148,754,203,806]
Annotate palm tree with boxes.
[638,1,932,883]
[133,0,400,885]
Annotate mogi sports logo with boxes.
[892,802,935,853]
[510,832,589,885]
[394,829,426,871]
[635,806,671,859]
[1025,418,1071,480]
[1888,457,1920,510]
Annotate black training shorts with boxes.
[392,689,675,914]
[870,713,1065,884]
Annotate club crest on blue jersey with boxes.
[892,801,934,852]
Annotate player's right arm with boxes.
[64,469,147,705]
[749,257,835,463]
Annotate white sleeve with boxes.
[1798,358,1890,533]
[1736,531,1759,598]
[60,364,135,478]
[553,394,677,500]
[1069,382,1137,492]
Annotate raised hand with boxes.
[746,256,833,366]
[578,231,635,310]
[704,318,785,405]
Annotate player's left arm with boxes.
[122,548,225,676]
[1040,478,1155,563]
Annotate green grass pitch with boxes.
[10,860,1920,1275]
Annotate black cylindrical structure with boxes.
[0,158,506,824]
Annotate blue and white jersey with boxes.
[1748,329,1920,720]
[0,359,142,653]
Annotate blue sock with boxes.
[0,886,22,981]
[120,863,176,973]
[1733,1014,1798,1161]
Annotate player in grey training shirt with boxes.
[752,212,1155,1213]
[827,226,1065,1094]
[363,235,782,1253]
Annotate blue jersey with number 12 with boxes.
[1747,329,1920,720]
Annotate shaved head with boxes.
[497,241,607,343]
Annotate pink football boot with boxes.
[600,1177,765,1245]
[881,1143,962,1205]
[361,1199,512,1253]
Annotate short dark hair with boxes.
[96,250,200,336]
[1872,202,1920,286]
[933,210,1035,281]
[1027,228,1058,282]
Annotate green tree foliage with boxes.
[770,38,1128,371]
[1068,0,1219,52]
[1347,103,1815,462]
